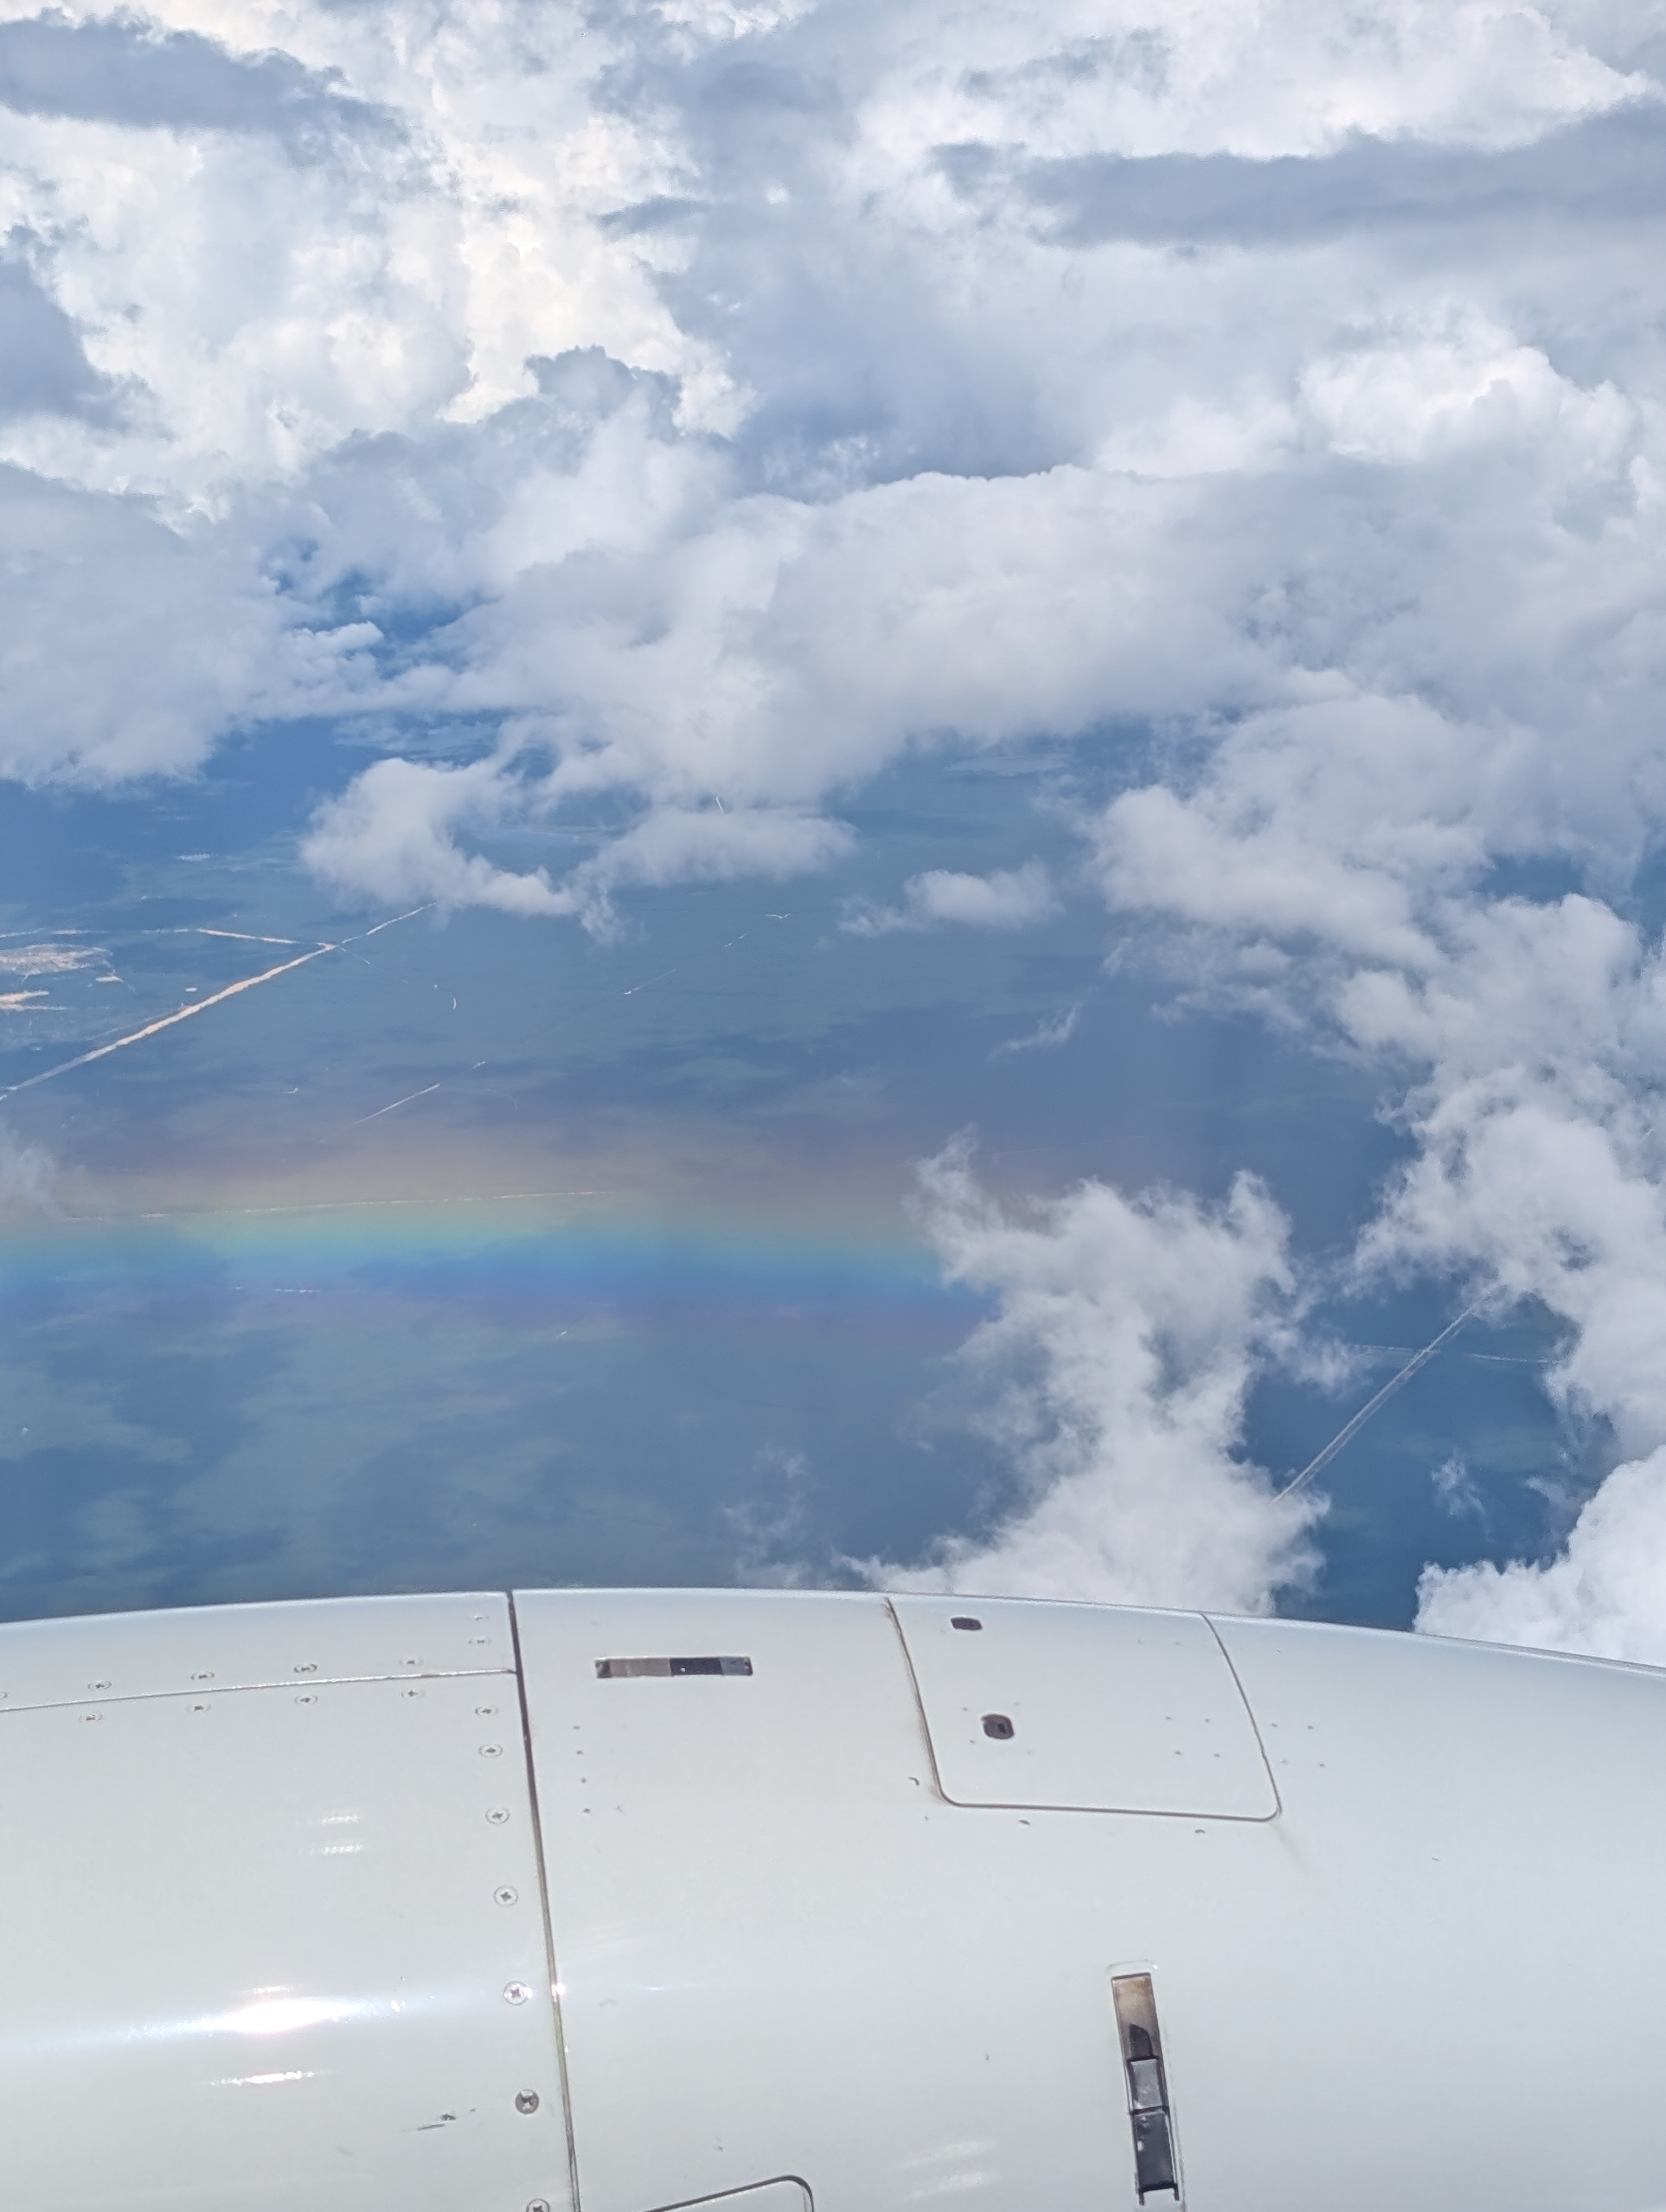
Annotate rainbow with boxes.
[0,1192,981,1327]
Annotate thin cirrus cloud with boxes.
[5,0,1666,1646]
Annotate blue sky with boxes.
[2,0,1665,1654]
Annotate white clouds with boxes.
[8,0,1666,1637]
[857,0,1646,175]
[303,750,854,929]
[1419,1448,1666,1661]
[994,1004,1081,1054]
[0,1,709,496]
[302,756,572,918]
[870,1141,1319,1611]
[1299,318,1633,467]
[0,466,318,783]
[0,1120,56,1213]
[843,861,1058,935]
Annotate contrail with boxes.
[346,908,431,943]
[0,945,337,1099]
[1274,1306,1478,1501]
[197,928,305,947]
[0,905,431,1102]
[353,1083,440,1124]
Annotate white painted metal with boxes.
[0,1588,510,1708]
[892,1593,1277,1816]
[0,1593,570,2212]
[515,1586,1666,2212]
[7,1584,1666,2212]
[645,2188,810,2210]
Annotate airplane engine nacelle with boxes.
[3,1586,1664,2211]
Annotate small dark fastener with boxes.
[982,1713,1015,1740]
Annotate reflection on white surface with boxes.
[899,2139,999,2201]
[210,2069,319,2088]
[216,1996,356,2037]
[0,1998,372,2061]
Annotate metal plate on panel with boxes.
[0,1590,514,1711]
[891,1596,1277,1818]
[0,1664,571,2211]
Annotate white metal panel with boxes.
[0,1612,572,2212]
[645,2187,811,2210]
[1196,1612,1666,2212]
[514,1586,1142,2212]
[11,1585,1666,2212]
[518,1587,1666,2212]
[0,1590,511,1709]
[892,1594,1277,1818]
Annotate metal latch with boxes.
[1111,1973,1182,2203]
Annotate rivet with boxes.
[527,2199,552,2211]
[514,2090,540,2113]
[475,1704,498,1717]
[191,1702,210,1714]
[485,1806,510,1825]
[88,1679,111,1692]
[80,1711,101,1724]
[504,1983,530,2006]
[402,1688,422,1700]
[469,1637,491,1647]
[479,1743,503,1759]
[191,1671,215,1683]
[293,1663,317,1675]
[494,1886,518,1907]
[296,1694,317,1706]
[401,1657,419,1668]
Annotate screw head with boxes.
[80,1711,101,1724]
[528,2198,553,2211]
[479,1742,503,1759]
[475,1703,498,1717]
[293,1662,317,1675]
[191,1671,215,1683]
[494,1886,518,1907]
[514,2090,540,2114]
[504,1982,530,2005]
[485,1806,510,1825]
[296,1694,317,1706]
[88,1679,111,1692]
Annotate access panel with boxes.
[891,1596,1277,1818]
[0,1596,569,2212]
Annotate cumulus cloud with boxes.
[867,1142,1321,1611]
[302,756,573,918]
[1418,1449,1666,1661]
[842,861,1058,936]
[303,751,853,930]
